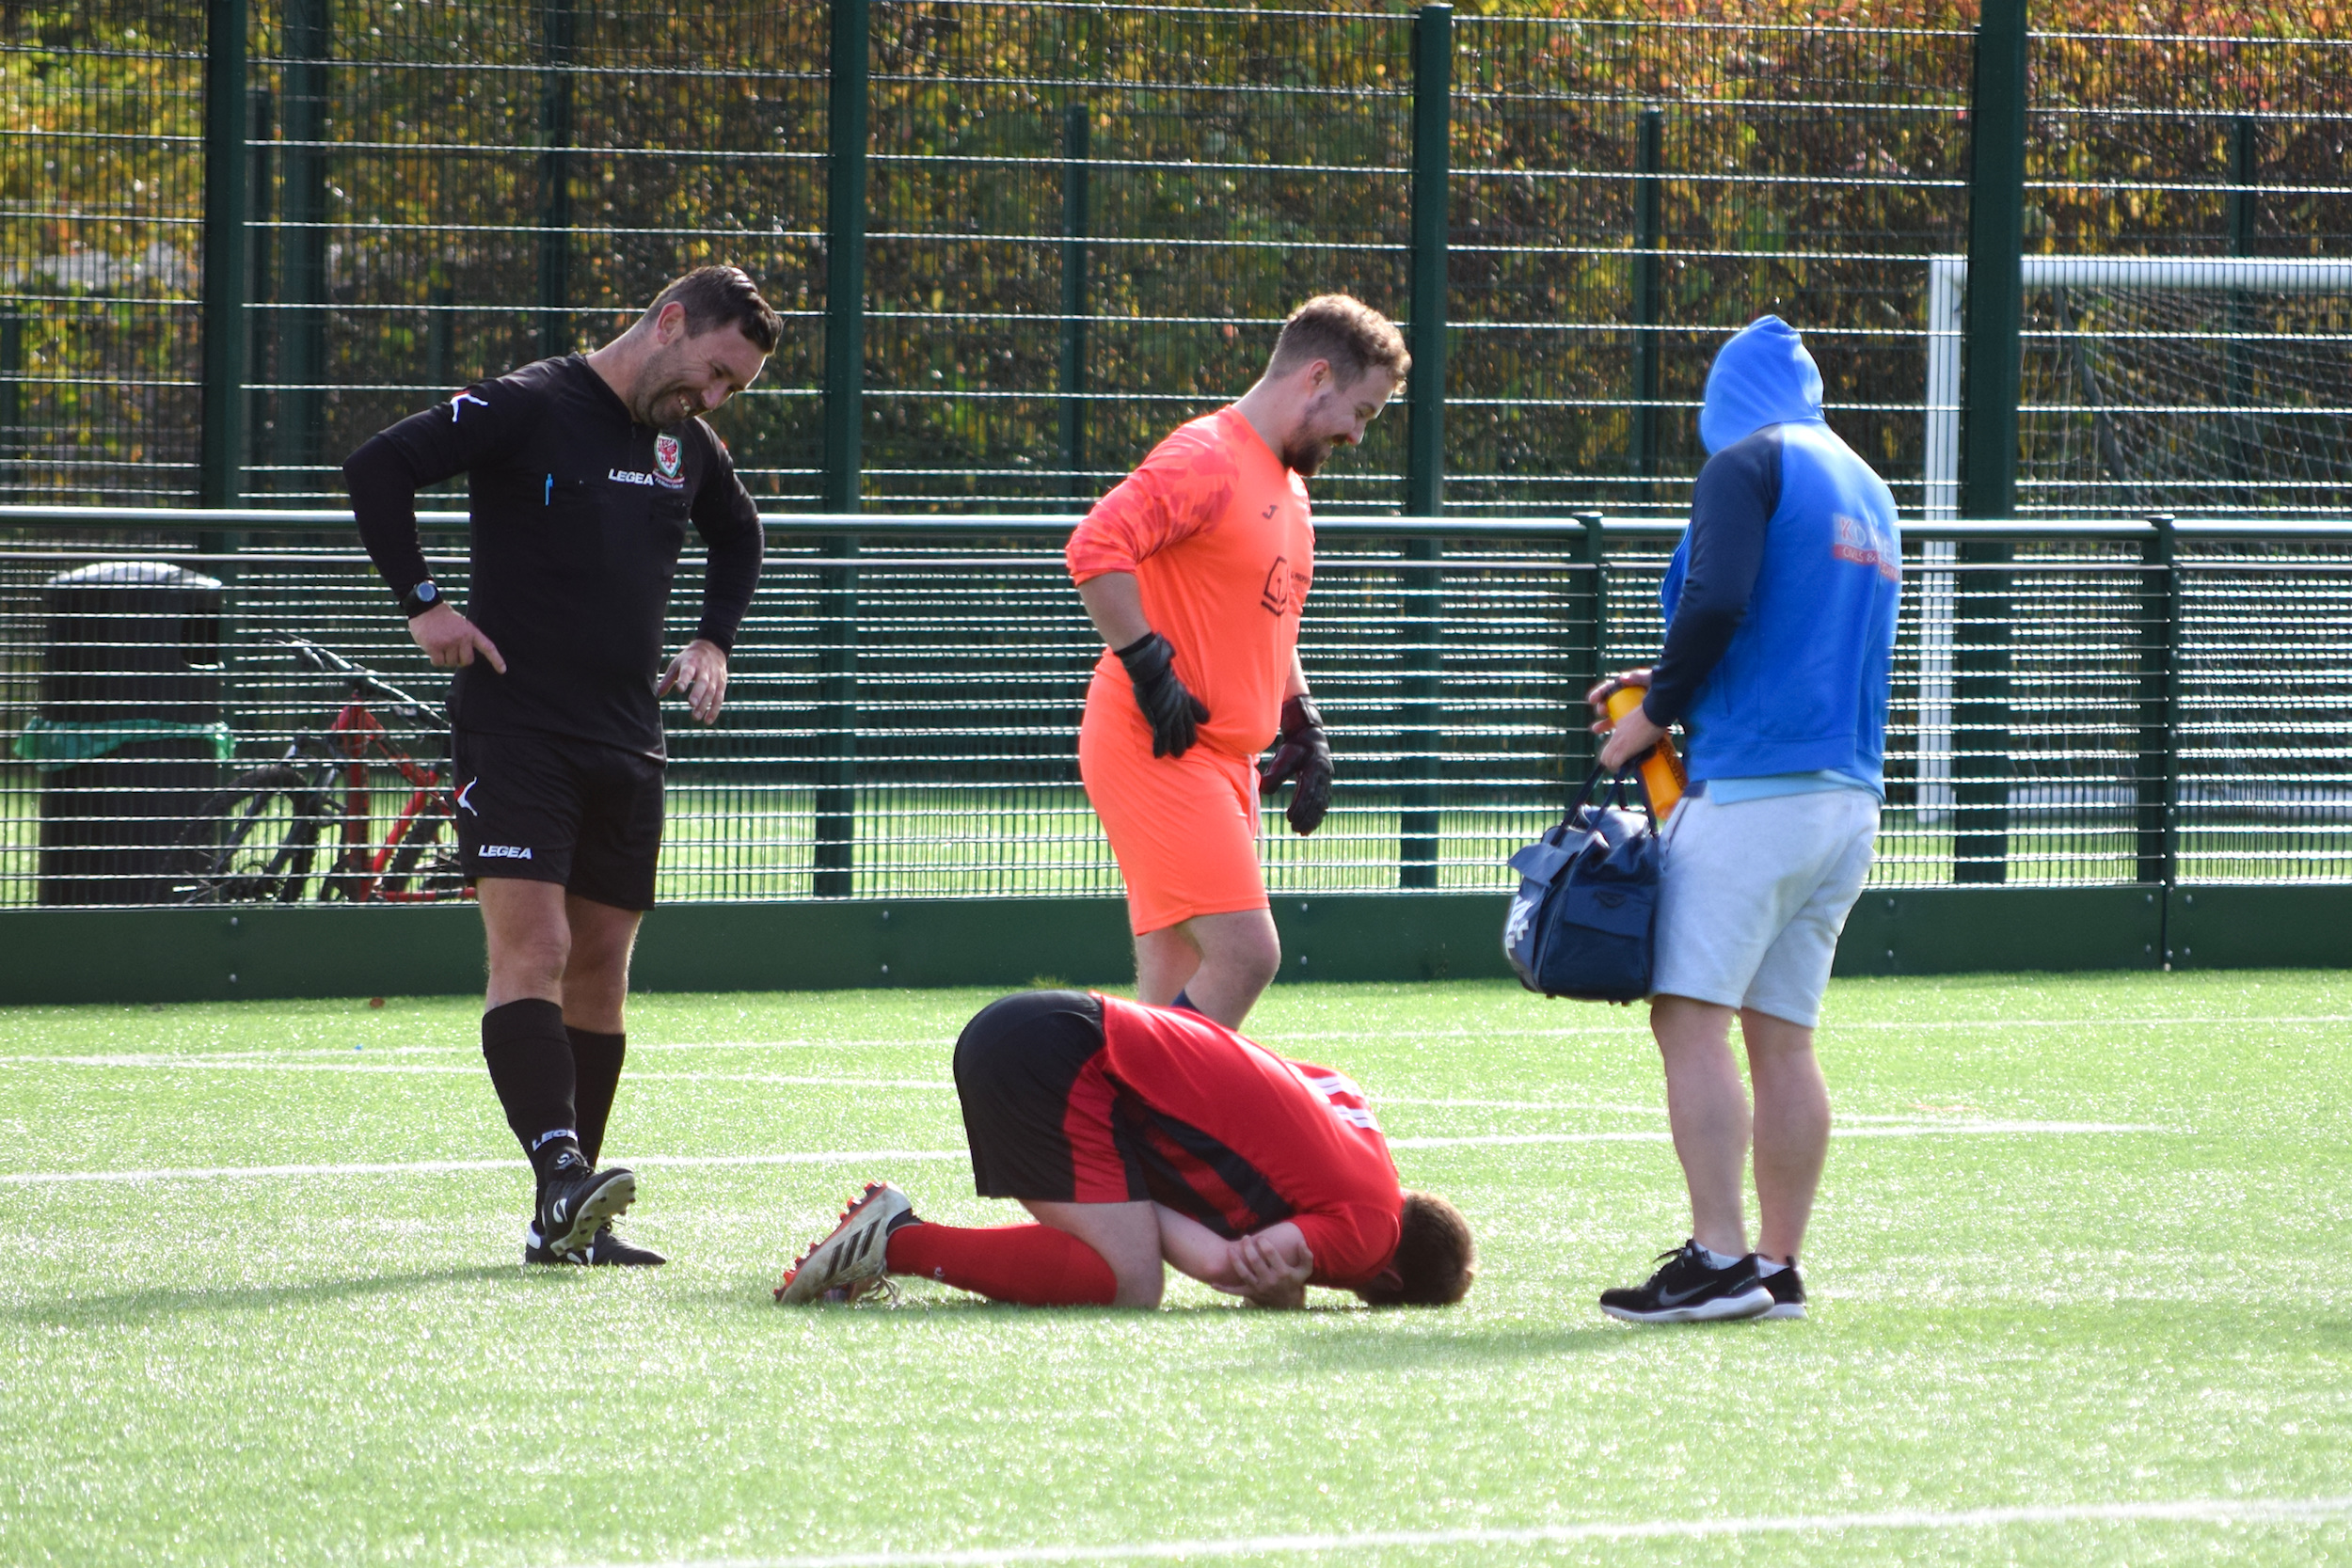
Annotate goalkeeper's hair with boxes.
[1356,1191,1476,1308]
[643,264,782,355]
[1265,294,1409,389]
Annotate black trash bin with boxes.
[22,562,230,904]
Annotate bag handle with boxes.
[1562,762,1655,832]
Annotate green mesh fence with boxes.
[2,512,2349,906]
[1,4,2348,907]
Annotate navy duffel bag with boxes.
[1502,765,1661,1003]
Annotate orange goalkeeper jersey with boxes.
[1065,406,1314,760]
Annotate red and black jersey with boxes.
[344,354,764,759]
[1094,993,1401,1290]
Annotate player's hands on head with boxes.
[1259,693,1332,834]
[408,601,507,674]
[1115,631,1210,759]
[658,638,729,725]
[1230,1223,1313,1310]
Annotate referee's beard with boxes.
[630,381,700,429]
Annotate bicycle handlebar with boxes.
[259,630,444,726]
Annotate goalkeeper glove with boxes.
[1259,693,1332,835]
[1114,631,1210,759]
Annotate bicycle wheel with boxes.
[381,801,467,899]
[169,766,326,903]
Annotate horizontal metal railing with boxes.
[4,509,2348,908]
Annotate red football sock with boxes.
[884,1222,1119,1307]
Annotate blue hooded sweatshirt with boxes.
[1645,316,1901,792]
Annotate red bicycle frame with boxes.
[326,700,472,902]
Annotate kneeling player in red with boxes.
[773,990,1475,1310]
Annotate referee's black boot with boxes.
[533,1159,637,1261]
[524,1220,666,1267]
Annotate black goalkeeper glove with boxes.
[1114,631,1210,759]
[1258,693,1333,835]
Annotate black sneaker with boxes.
[1598,1240,1774,1324]
[1759,1261,1806,1320]
[535,1164,637,1260]
[523,1221,667,1267]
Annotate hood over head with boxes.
[1697,315,1824,454]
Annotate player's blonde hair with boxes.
[1266,294,1410,388]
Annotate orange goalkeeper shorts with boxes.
[1078,672,1268,937]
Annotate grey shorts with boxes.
[1650,786,1879,1028]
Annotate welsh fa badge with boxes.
[653,432,685,488]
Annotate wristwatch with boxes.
[400,580,441,619]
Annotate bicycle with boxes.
[171,631,470,904]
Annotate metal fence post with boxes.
[1576,511,1609,777]
[277,0,328,497]
[2224,118,2259,493]
[427,280,454,390]
[1952,0,2026,883]
[1398,2,1451,889]
[1059,103,1089,507]
[2136,514,2178,893]
[536,0,574,359]
[816,0,870,898]
[1628,106,1661,503]
[199,0,249,508]
[1961,0,2025,522]
[1,309,20,498]
[1406,3,1449,518]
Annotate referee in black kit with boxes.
[343,266,776,1266]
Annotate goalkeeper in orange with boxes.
[1066,296,1407,1028]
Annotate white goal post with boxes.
[1922,254,2352,521]
[1913,255,2352,821]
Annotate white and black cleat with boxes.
[773,1182,913,1306]
[525,1221,666,1267]
[534,1165,637,1261]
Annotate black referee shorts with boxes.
[451,728,665,911]
[952,990,1147,1205]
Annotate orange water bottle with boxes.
[1604,686,1686,816]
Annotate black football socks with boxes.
[567,1026,627,1166]
[481,998,582,1181]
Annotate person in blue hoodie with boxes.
[1586,316,1900,1325]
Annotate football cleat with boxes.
[535,1164,637,1260]
[524,1222,667,1267]
[774,1182,912,1306]
[1598,1240,1774,1324]
[1760,1261,1807,1320]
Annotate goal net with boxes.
[1924,256,2352,521]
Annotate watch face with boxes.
[417,582,437,602]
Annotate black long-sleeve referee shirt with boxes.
[343,354,764,760]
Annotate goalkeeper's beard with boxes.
[1281,434,1338,477]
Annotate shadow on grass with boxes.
[1272,1322,1631,1367]
[11,1263,516,1325]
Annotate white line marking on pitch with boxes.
[1388,1121,2169,1149]
[568,1493,2352,1568]
[6,1011,2344,1071]
[0,1150,973,1187]
[0,1121,2171,1187]
[0,1056,960,1090]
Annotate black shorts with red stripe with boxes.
[952,990,1147,1204]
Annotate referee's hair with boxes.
[646,265,783,355]
[1356,1190,1477,1308]
[1265,293,1410,389]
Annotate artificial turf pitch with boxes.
[2,972,2347,1566]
